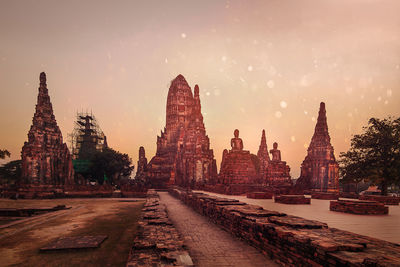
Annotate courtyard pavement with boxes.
[159,192,278,267]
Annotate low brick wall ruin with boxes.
[1,184,147,199]
[169,187,400,267]
[203,184,292,196]
[359,195,400,205]
[126,189,193,266]
[311,192,339,200]
[247,192,273,199]
[330,199,389,215]
[275,195,311,204]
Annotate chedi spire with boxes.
[257,130,269,159]
[21,72,73,185]
[135,146,148,180]
[257,129,270,178]
[295,102,339,192]
[310,102,330,147]
[192,84,203,122]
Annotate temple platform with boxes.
[274,195,311,204]
[359,195,400,205]
[246,192,273,199]
[330,199,389,215]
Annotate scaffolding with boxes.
[68,111,106,160]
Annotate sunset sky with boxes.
[0,0,399,178]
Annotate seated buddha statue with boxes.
[270,142,281,161]
[231,129,243,151]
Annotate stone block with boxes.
[275,195,311,204]
[40,235,107,251]
[247,192,273,199]
[311,192,339,200]
[330,199,389,215]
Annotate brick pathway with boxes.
[159,192,278,267]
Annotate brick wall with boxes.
[169,187,400,267]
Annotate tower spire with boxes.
[310,102,330,147]
[257,129,270,162]
[193,84,202,118]
[21,72,73,185]
[296,102,339,193]
[39,72,46,86]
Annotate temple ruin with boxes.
[145,75,217,188]
[217,129,291,193]
[295,102,339,192]
[219,129,258,184]
[135,146,148,180]
[257,130,291,186]
[21,72,73,185]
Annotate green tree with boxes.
[89,148,133,185]
[339,117,400,195]
[0,149,11,159]
[0,160,22,184]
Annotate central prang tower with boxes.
[145,75,217,188]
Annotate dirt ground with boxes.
[0,198,144,267]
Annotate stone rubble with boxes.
[126,189,193,266]
[169,187,400,267]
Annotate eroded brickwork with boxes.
[170,188,400,267]
[126,189,193,266]
[146,75,217,188]
[21,72,73,185]
[296,102,339,193]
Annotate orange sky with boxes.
[0,0,399,178]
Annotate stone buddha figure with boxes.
[231,129,243,151]
[270,142,281,161]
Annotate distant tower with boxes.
[257,129,270,178]
[296,102,339,192]
[21,72,74,185]
[70,112,105,160]
[135,146,147,180]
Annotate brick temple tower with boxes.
[21,72,73,185]
[257,129,270,179]
[146,75,217,188]
[135,146,148,180]
[296,102,339,192]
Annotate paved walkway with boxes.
[158,192,278,267]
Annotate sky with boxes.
[0,0,399,178]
